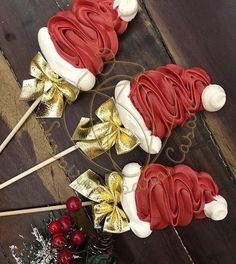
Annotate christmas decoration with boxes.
[121,162,228,238]
[115,64,226,154]
[72,98,139,158]
[58,249,74,264]
[10,196,116,263]
[20,52,79,118]
[10,226,58,264]
[59,215,74,233]
[0,3,228,260]
[67,164,228,238]
[48,220,62,234]
[0,0,139,154]
[41,0,138,86]
[70,169,130,234]
[66,197,82,213]
[0,98,138,190]
[11,224,116,264]
[70,230,85,247]
[52,232,67,249]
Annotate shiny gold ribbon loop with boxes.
[72,99,139,158]
[70,170,130,234]
[20,52,79,118]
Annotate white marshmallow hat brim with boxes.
[121,163,228,238]
[38,27,96,91]
[115,80,162,154]
[121,163,153,238]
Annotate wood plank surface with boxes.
[143,0,236,176]
[0,52,79,263]
[0,0,235,263]
[0,1,91,262]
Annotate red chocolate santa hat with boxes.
[115,64,226,154]
[121,162,228,238]
[37,0,139,91]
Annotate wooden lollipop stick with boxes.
[0,144,79,190]
[0,201,92,217]
[0,97,42,154]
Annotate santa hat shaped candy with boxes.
[0,163,228,240]
[38,0,139,91]
[0,0,139,154]
[121,163,228,238]
[115,64,226,154]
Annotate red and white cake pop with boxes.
[115,64,226,154]
[38,0,138,91]
[121,163,228,238]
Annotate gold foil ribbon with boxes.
[70,169,130,233]
[20,52,79,118]
[72,99,139,158]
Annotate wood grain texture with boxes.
[0,51,68,262]
[0,53,75,200]
[0,49,88,263]
[143,0,236,176]
[0,0,235,263]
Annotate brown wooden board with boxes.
[0,1,91,263]
[0,0,235,263]
[0,52,86,263]
[143,0,236,176]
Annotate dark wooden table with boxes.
[0,1,236,263]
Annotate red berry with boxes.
[48,220,62,234]
[58,249,73,264]
[66,197,82,213]
[51,233,66,249]
[59,215,73,233]
[70,230,85,247]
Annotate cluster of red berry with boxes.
[48,197,85,264]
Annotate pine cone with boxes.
[88,229,113,256]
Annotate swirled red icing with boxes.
[48,0,128,75]
[135,164,218,230]
[129,64,211,138]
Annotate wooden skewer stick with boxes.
[0,144,79,190]
[0,201,92,217]
[0,97,42,154]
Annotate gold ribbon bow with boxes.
[72,98,139,158]
[70,170,130,233]
[20,52,79,118]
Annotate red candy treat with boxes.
[135,164,219,230]
[48,0,128,76]
[130,64,211,138]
